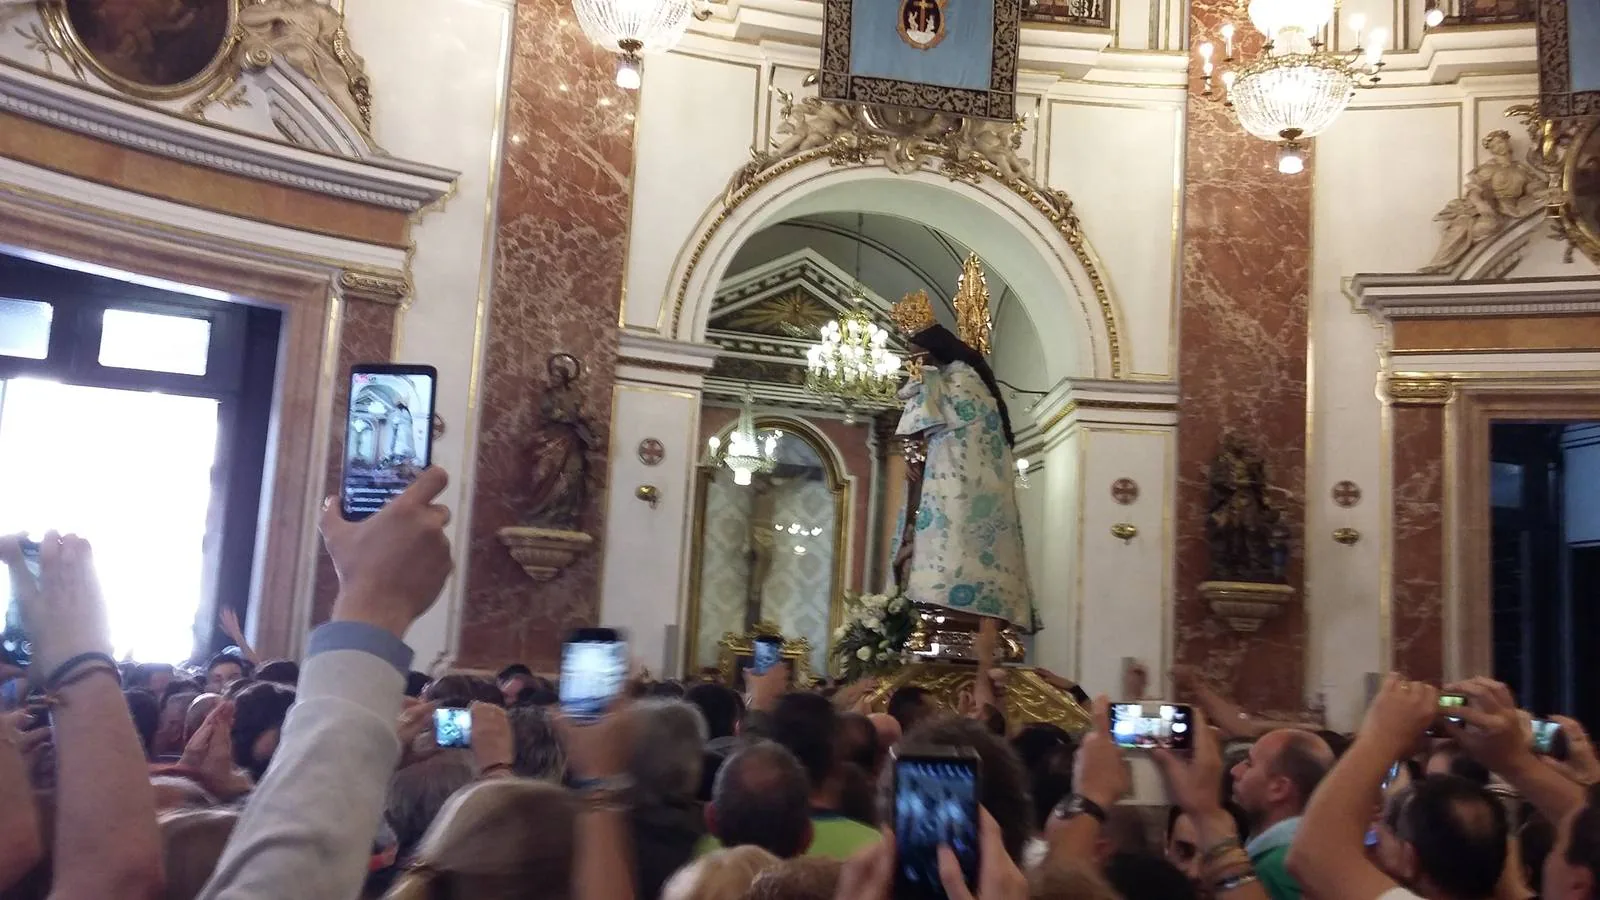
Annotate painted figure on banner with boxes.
[898,0,948,49]
[888,284,1031,629]
[64,0,232,88]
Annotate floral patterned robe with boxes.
[894,361,1031,626]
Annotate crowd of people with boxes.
[1,466,1598,900]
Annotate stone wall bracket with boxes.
[496,526,594,583]
[1200,581,1297,633]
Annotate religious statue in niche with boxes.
[1205,433,1290,584]
[1421,129,1550,273]
[524,353,592,531]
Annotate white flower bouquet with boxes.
[831,592,915,681]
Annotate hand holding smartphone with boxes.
[1531,718,1569,760]
[893,747,981,900]
[751,635,783,676]
[434,707,472,748]
[340,364,438,521]
[0,539,39,669]
[1109,702,1195,752]
[560,628,628,723]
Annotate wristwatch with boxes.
[1054,794,1108,824]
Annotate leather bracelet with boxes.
[45,651,118,690]
[571,774,634,792]
[1214,873,1260,893]
[43,662,120,708]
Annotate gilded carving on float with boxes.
[24,0,374,139]
[685,85,1124,376]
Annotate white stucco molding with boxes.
[1349,272,1600,321]
[617,328,722,391]
[0,63,457,212]
[1022,377,1178,449]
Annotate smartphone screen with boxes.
[0,540,37,668]
[340,364,438,521]
[560,629,627,722]
[1438,693,1467,725]
[894,750,981,900]
[752,636,783,675]
[1110,702,1194,751]
[434,707,472,748]
[1532,719,1565,756]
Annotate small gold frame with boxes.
[39,0,243,102]
[717,622,815,685]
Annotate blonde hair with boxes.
[159,808,239,900]
[383,778,576,900]
[661,846,782,900]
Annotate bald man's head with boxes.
[1265,729,1336,809]
[184,693,223,743]
[712,741,812,858]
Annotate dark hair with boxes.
[1396,774,1509,900]
[1105,852,1199,900]
[123,689,160,759]
[256,660,300,687]
[126,663,173,690]
[230,681,296,781]
[647,680,686,699]
[205,652,249,679]
[909,324,1015,446]
[1012,723,1075,829]
[1167,803,1250,843]
[1431,744,1493,787]
[497,664,534,682]
[903,716,1034,863]
[1565,784,1600,891]
[685,682,744,741]
[837,713,880,773]
[404,671,431,698]
[1267,731,1334,809]
[1519,809,1554,895]
[160,678,204,707]
[887,686,934,732]
[1314,729,1352,758]
[713,741,812,858]
[514,677,559,708]
[771,692,838,787]
[423,674,502,709]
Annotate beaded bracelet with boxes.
[1201,835,1244,864]
[1214,873,1261,893]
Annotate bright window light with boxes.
[0,378,218,663]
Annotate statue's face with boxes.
[1487,133,1510,155]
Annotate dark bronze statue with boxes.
[525,353,592,530]
[1206,433,1289,583]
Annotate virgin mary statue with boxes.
[889,265,1031,629]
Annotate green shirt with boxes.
[696,812,883,860]
[1247,817,1305,900]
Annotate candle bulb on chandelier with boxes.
[1364,26,1388,68]
[1348,12,1365,48]
[1220,22,1235,59]
[1424,0,1444,27]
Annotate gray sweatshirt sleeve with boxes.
[198,622,412,900]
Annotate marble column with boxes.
[1174,0,1313,712]
[1391,405,1446,682]
[460,0,637,670]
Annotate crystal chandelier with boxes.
[1197,0,1387,173]
[804,298,903,421]
[706,392,777,486]
[570,0,702,90]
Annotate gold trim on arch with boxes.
[683,414,853,677]
[668,148,1126,377]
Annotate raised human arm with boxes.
[1154,710,1271,900]
[0,710,43,891]
[558,704,637,900]
[217,608,260,666]
[1445,678,1586,827]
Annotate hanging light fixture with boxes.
[569,0,703,90]
[706,391,777,486]
[1196,0,1386,173]
[804,215,903,420]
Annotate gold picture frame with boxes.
[39,0,242,102]
[717,622,816,686]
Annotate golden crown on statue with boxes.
[890,290,937,336]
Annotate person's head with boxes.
[1105,851,1200,900]
[386,750,478,861]
[497,664,533,706]
[230,681,296,781]
[836,712,881,774]
[709,741,813,858]
[868,713,901,752]
[513,676,558,707]
[742,855,842,900]
[155,691,198,758]
[659,845,781,900]
[887,686,935,733]
[771,692,839,792]
[124,688,161,759]
[684,682,744,740]
[903,715,1034,863]
[159,808,238,900]
[1167,804,1249,888]
[1012,722,1076,829]
[184,693,223,744]
[1425,744,1492,786]
[506,705,566,781]
[1229,729,1335,828]
[404,671,431,698]
[204,653,247,693]
[424,674,502,709]
[255,659,300,687]
[128,663,175,697]
[383,779,576,900]
[1385,774,1509,900]
[1544,783,1600,900]
[629,699,707,804]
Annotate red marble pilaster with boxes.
[1174,2,1313,712]
[310,297,399,628]
[1391,405,1446,682]
[460,0,636,670]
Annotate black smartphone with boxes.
[1532,718,1569,760]
[894,747,981,900]
[433,707,472,748]
[752,635,783,676]
[339,363,438,521]
[1109,702,1195,752]
[559,627,628,723]
[0,539,38,669]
